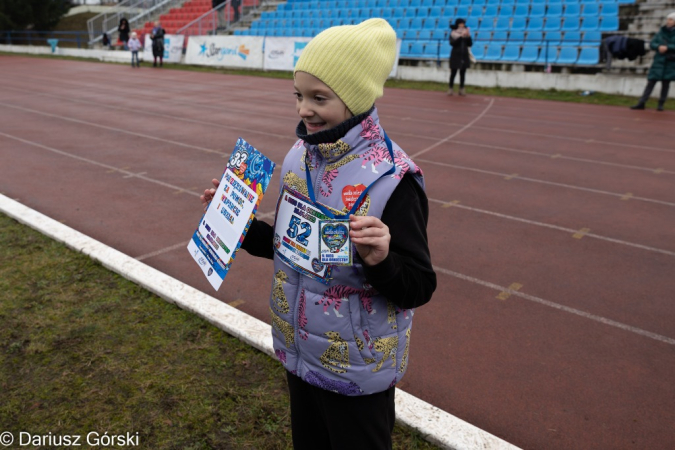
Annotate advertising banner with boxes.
[185,35,264,69]
[143,34,184,63]
[262,37,312,71]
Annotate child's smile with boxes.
[293,72,353,134]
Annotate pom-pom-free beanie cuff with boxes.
[294,18,397,116]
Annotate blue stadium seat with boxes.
[456,6,470,17]
[484,5,499,16]
[402,29,417,39]
[495,17,510,31]
[474,44,489,61]
[527,17,544,30]
[529,4,545,17]
[530,0,545,4]
[424,41,440,58]
[472,0,488,7]
[398,18,412,28]
[479,18,495,31]
[518,45,539,62]
[562,16,580,31]
[418,29,433,39]
[525,31,543,42]
[545,31,562,45]
[422,0,435,7]
[564,4,580,16]
[411,17,424,28]
[577,46,599,64]
[405,8,418,19]
[515,0,531,5]
[487,0,500,5]
[466,17,480,29]
[580,0,596,3]
[580,16,599,31]
[537,44,558,63]
[375,0,388,6]
[511,17,527,30]
[557,46,578,64]
[513,5,529,17]
[501,0,516,6]
[581,3,599,16]
[602,4,619,15]
[544,18,561,31]
[234,30,243,35]
[561,30,581,45]
[440,41,452,58]
[432,29,447,40]
[408,41,426,57]
[381,9,393,18]
[582,30,601,43]
[485,42,503,60]
[424,18,438,28]
[469,7,484,18]
[599,16,619,31]
[508,30,525,43]
[501,44,521,61]
[492,30,508,43]
[393,7,405,18]
[547,4,563,16]
[499,5,514,16]
[429,6,442,17]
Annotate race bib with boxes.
[274,187,336,284]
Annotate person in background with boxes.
[150,21,166,67]
[631,12,675,111]
[448,18,472,96]
[212,0,226,28]
[118,18,130,50]
[232,0,241,22]
[128,31,142,68]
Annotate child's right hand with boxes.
[200,178,220,212]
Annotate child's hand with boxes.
[349,215,390,267]
[200,178,220,212]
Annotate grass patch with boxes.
[0,51,667,110]
[0,213,439,450]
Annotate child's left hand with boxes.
[349,215,390,267]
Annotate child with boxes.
[127,32,142,68]
[201,19,436,449]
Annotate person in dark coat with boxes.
[231,0,241,22]
[118,18,130,50]
[631,12,675,111]
[448,18,472,96]
[150,21,166,67]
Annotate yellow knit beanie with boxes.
[294,18,397,116]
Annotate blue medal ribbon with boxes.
[304,132,396,219]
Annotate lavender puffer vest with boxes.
[269,109,424,396]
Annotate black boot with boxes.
[657,103,665,111]
[630,103,645,110]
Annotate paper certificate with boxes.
[188,138,275,290]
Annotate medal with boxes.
[319,220,352,265]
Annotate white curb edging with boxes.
[0,194,520,450]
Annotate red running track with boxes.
[1,55,674,450]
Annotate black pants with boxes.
[449,68,466,89]
[637,79,671,106]
[286,371,396,450]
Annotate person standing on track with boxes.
[200,19,436,450]
[128,32,142,68]
[150,21,166,68]
[630,12,675,111]
[448,18,473,96]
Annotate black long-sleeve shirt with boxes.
[241,173,436,309]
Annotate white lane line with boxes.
[428,197,675,257]
[0,101,227,156]
[418,158,675,208]
[136,242,188,261]
[410,99,495,158]
[395,113,675,155]
[0,85,292,140]
[433,266,675,346]
[451,140,675,176]
[0,130,204,196]
[0,194,521,450]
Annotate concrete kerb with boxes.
[0,194,521,450]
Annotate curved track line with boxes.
[428,197,675,257]
[433,266,675,346]
[410,98,495,158]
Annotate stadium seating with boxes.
[243,0,625,66]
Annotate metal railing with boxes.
[1,30,89,48]
[177,0,260,39]
[87,0,184,45]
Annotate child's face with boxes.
[294,71,353,134]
